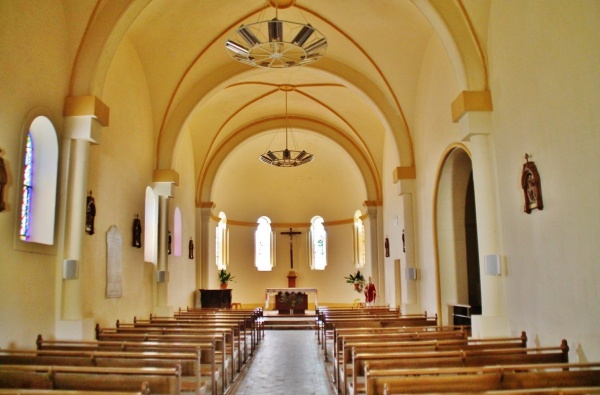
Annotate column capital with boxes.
[451,90,492,123]
[64,96,110,126]
[200,202,215,222]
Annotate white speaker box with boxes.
[63,259,79,280]
[484,254,501,276]
[157,270,168,283]
[406,267,418,280]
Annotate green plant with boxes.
[219,269,235,285]
[344,270,365,285]
[344,270,365,293]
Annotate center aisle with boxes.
[227,329,336,395]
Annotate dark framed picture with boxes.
[521,156,543,214]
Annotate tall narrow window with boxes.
[255,216,275,271]
[216,212,229,270]
[18,116,58,245]
[309,216,327,270]
[353,210,366,268]
[19,133,33,240]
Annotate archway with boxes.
[435,147,481,326]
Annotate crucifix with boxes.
[281,228,302,269]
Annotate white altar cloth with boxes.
[265,287,318,309]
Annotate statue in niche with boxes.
[132,214,142,248]
[85,191,96,235]
[189,238,194,259]
[0,150,7,212]
[384,237,389,257]
[168,231,172,255]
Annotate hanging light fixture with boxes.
[225,0,327,68]
[260,85,314,167]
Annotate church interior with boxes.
[1,0,599,377]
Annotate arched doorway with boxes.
[435,147,481,326]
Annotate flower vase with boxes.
[220,283,228,289]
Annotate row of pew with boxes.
[315,306,600,395]
[0,306,263,395]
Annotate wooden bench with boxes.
[36,336,221,395]
[347,341,570,395]
[364,362,600,395]
[333,326,470,387]
[0,365,180,395]
[0,390,144,394]
[108,320,245,369]
[0,348,211,395]
[337,333,527,394]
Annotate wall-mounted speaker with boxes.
[157,270,168,283]
[484,254,502,276]
[63,259,79,280]
[406,267,418,280]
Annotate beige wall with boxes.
[487,1,600,360]
[0,0,70,348]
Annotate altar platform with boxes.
[262,310,317,330]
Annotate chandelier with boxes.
[260,85,314,167]
[225,1,328,69]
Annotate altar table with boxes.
[265,287,318,309]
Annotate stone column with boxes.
[364,201,384,305]
[453,90,508,337]
[61,96,108,323]
[199,202,215,290]
[153,170,178,316]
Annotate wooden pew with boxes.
[0,365,180,395]
[338,333,527,395]
[321,313,438,360]
[0,348,209,395]
[333,326,470,387]
[347,341,570,395]
[106,321,243,370]
[363,362,600,395]
[36,336,221,395]
[0,390,144,395]
[96,324,237,386]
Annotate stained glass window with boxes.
[19,133,33,240]
[216,212,228,269]
[255,216,274,271]
[353,210,366,268]
[309,216,327,270]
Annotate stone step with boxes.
[263,315,316,330]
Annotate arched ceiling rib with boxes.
[68,0,491,205]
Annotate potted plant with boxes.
[219,269,235,289]
[344,270,365,293]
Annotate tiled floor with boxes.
[227,329,336,395]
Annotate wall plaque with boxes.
[106,225,123,298]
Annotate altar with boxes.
[265,287,318,309]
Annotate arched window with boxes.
[19,116,58,245]
[255,216,275,271]
[353,210,366,268]
[309,216,327,270]
[144,186,158,264]
[216,212,229,270]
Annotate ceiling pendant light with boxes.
[260,85,314,167]
[225,0,328,69]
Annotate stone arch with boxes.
[198,117,381,203]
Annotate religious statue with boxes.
[0,150,7,212]
[521,154,544,214]
[189,238,194,259]
[384,237,389,257]
[132,214,142,248]
[85,191,96,235]
[364,276,376,307]
[168,231,172,255]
